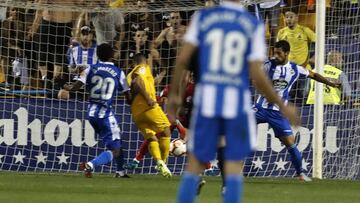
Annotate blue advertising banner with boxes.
[0,99,359,179]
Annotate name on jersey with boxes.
[201,11,254,34]
[203,73,242,85]
[272,79,288,89]
[95,66,117,77]
[324,70,338,76]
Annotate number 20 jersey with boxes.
[184,3,266,119]
[86,62,129,118]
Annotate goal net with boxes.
[0,0,359,180]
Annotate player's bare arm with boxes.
[154,70,166,86]
[28,0,46,39]
[153,28,168,49]
[250,60,301,126]
[64,81,84,92]
[124,90,133,105]
[74,11,87,40]
[71,11,82,40]
[114,23,125,50]
[64,65,89,91]
[308,70,342,88]
[167,42,196,121]
[132,75,156,107]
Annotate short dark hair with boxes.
[284,8,299,15]
[132,53,147,65]
[97,43,113,62]
[275,40,291,53]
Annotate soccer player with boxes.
[125,72,193,170]
[254,40,341,181]
[167,1,301,202]
[127,53,172,178]
[74,43,130,178]
[124,119,186,170]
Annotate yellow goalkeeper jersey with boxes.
[127,64,157,116]
[277,24,316,65]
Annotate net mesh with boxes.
[0,0,359,179]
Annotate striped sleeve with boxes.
[119,70,130,93]
[183,11,201,46]
[248,22,266,61]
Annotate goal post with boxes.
[313,0,326,180]
[0,0,359,180]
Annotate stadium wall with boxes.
[0,98,359,179]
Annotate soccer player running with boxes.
[127,53,172,178]
[167,1,301,202]
[74,43,130,178]
[254,40,341,181]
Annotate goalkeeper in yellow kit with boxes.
[127,53,172,178]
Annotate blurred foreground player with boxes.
[167,1,301,202]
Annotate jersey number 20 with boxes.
[205,29,246,74]
[90,76,115,100]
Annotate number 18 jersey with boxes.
[86,62,129,118]
[184,2,266,119]
[184,2,267,162]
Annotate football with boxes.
[169,138,187,157]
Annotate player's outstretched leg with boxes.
[124,140,150,170]
[175,119,187,140]
[159,128,171,163]
[80,150,113,178]
[281,136,312,182]
[114,148,130,178]
[204,162,217,176]
[148,138,172,178]
[124,158,140,170]
[287,144,311,181]
[157,159,172,178]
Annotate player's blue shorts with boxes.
[188,111,256,163]
[88,115,122,150]
[254,105,293,137]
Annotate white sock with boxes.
[116,171,125,176]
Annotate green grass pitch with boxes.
[0,172,359,203]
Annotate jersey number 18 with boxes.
[205,29,247,75]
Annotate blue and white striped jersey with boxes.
[68,42,98,83]
[86,62,129,118]
[184,2,266,119]
[256,59,309,110]
[68,42,98,66]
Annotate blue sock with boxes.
[177,172,200,203]
[90,150,113,168]
[224,175,243,203]
[116,149,125,172]
[287,144,303,175]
